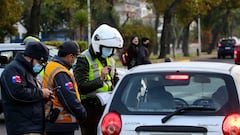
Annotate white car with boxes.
[116,67,128,79]
[97,62,240,135]
[0,43,57,114]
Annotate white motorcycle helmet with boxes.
[91,24,124,57]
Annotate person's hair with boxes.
[130,35,138,43]
[58,45,69,57]
[141,37,149,44]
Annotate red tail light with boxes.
[222,113,240,135]
[218,43,222,47]
[101,112,122,135]
[165,75,189,80]
[234,43,238,46]
[235,50,238,55]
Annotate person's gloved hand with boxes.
[100,66,111,80]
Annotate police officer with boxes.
[73,24,124,135]
[22,35,40,45]
[43,41,87,135]
[0,42,52,135]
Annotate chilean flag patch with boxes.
[65,82,73,90]
[12,76,21,83]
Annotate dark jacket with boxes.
[73,45,119,95]
[45,56,87,132]
[0,53,45,135]
[137,44,151,65]
[127,43,139,69]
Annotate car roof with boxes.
[0,42,56,51]
[0,43,26,50]
[128,62,235,74]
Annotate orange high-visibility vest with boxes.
[43,61,80,123]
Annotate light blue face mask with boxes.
[33,63,43,74]
[101,47,113,58]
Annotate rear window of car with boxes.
[220,39,236,45]
[110,72,240,115]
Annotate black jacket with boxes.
[137,44,151,65]
[45,56,87,132]
[127,43,139,69]
[73,45,119,95]
[0,53,45,135]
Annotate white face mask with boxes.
[101,47,113,58]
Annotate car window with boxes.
[110,72,239,115]
[221,39,236,45]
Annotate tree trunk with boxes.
[159,14,170,58]
[158,0,182,59]
[153,12,160,55]
[201,31,212,52]
[182,23,190,57]
[0,36,4,43]
[27,0,42,36]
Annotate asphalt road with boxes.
[0,113,82,135]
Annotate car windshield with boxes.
[110,72,239,115]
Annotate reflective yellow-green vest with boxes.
[43,61,80,123]
[23,36,40,45]
[81,50,115,99]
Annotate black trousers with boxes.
[80,97,105,135]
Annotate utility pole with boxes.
[198,14,201,53]
[87,0,91,46]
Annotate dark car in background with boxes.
[217,38,239,59]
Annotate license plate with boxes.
[225,47,231,50]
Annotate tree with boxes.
[70,9,88,40]
[21,0,81,39]
[175,0,222,56]
[91,0,120,29]
[0,0,22,42]
[208,0,240,54]
[28,0,42,36]
[159,0,182,58]
[146,0,182,58]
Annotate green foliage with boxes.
[146,0,174,14]
[91,0,119,28]
[43,40,88,52]
[71,9,88,27]
[0,0,23,42]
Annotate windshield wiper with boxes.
[161,107,215,123]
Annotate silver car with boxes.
[98,62,240,135]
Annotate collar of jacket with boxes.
[16,53,35,76]
[52,55,72,70]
